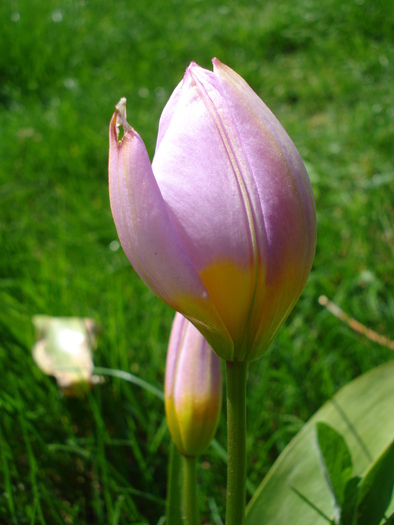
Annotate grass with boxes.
[0,0,393,522]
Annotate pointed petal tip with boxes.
[212,57,225,71]
[187,58,222,73]
[184,61,199,80]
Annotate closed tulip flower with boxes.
[165,312,222,457]
[109,58,316,362]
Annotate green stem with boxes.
[182,455,199,525]
[225,360,248,525]
[166,441,184,525]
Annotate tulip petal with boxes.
[155,80,183,152]
[164,313,187,398]
[108,106,233,358]
[212,58,317,359]
[212,58,316,280]
[152,64,268,355]
[153,66,264,272]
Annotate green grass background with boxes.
[0,0,393,523]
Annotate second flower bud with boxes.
[165,313,222,457]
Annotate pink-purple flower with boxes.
[109,59,316,362]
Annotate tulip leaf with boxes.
[353,438,394,525]
[245,360,394,525]
[340,476,361,525]
[316,421,353,517]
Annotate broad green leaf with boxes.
[316,422,353,518]
[355,439,394,525]
[246,360,394,525]
[341,476,361,525]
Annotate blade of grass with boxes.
[0,416,16,521]
[93,367,164,400]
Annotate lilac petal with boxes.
[212,59,317,359]
[153,66,266,273]
[152,65,269,352]
[155,79,183,153]
[164,313,187,397]
[108,110,232,357]
[212,58,316,282]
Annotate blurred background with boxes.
[0,0,393,523]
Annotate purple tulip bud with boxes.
[165,313,222,456]
[109,59,316,362]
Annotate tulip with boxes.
[165,312,222,457]
[109,58,316,362]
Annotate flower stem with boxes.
[225,360,248,525]
[182,455,199,525]
[166,442,183,525]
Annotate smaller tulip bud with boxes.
[165,313,222,457]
